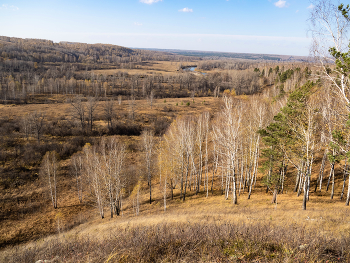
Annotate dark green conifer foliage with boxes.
[259,81,315,207]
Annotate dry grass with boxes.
[90,61,201,76]
[1,188,350,262]
[85,184,350,240]
[0,97,221,122]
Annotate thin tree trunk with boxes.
[327,162,334,192]
[239,157,243,196]
[183,155,190,201]
[294,169,300,193]
[297,170,304,197]
[253,146,259,189]
[341,160,347,200]
[316,149,327,192]
[180,159,184,199]
[225,168,230,200]
[330,163,335,199]
[248,169,254,200]
[164,171,167,211]
[281,162,287,194]
[149,176,152,204]
[211,154,216,195]
[346,171,350,205]
[302,175,308,210]
[198,145,202,194]
[232,162,237,205]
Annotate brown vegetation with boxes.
[1,32,349,263]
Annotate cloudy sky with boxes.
[0,0,316,56]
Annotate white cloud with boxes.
[134,22,143,26]
[179,7,193,13]
[0,4,19,11]
[139,0,162,4]
[274,0,287,8]
[307,4,315,9]
[296,10,299,13]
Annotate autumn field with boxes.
[1,182,350,262]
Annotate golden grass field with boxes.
[1,178,350,262]
[90,61,205,76]
[1,92,350,261]
[0,96,221,123]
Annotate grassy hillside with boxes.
[1,183,349,262]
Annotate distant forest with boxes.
[0,36,309,105]
[140,48,308,61]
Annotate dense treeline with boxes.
[0,36,185,64]
[0,36,312,104]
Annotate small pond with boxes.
[183,66,206,75]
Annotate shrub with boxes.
[108,122,142,136]
[3,222,348,262]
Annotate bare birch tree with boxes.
[83,143,105,218]
[141,129,155,204]
[40,151,59,209]
[213,96,242,204]
[71,152,84,203]
[310,0,350,109]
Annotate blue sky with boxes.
[0,0,316,56]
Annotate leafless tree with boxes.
[83,143,105,218]
[149,90,154,109]
[87,96,99,133]
[100,137,126,218]
[40,151,59,209]
[30,111,45,143]
[128,96,135,120]
[104,98,114,130]
[213,96,242,204]
[71,152,84,203]
[141,129,155,204]
[21,114,31,140]
[309,0,350,109]
[71,96,86,132]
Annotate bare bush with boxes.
[3,221,348,263]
